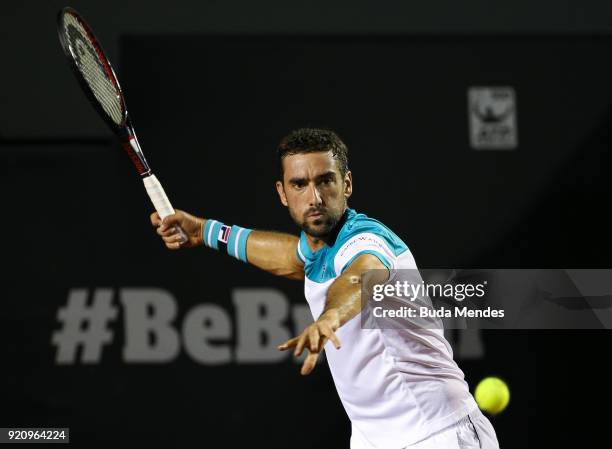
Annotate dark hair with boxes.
[276,128,349,180]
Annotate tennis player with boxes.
[151,128,500,449]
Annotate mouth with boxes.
[307,211,324,219]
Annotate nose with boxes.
[307,182,323,207]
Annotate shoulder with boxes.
[332,209,410,273]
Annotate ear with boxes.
[344,171,353,200]
[276,180,288,207]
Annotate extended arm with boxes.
[150,210,304,280]
[278,253,389,375]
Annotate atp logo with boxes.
[468,86,518,150]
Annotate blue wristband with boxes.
[203,220,252,263]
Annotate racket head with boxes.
[57,7,152,176]
[57,7,127,132]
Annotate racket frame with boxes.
[56,7,188,243]
[56,7,151,177]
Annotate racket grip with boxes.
[143,174,188,244]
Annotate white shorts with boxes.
[406,409,500,449]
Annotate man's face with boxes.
[276,151,352,238]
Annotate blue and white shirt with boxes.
[296,209,478,449]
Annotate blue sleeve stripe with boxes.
[340,250,391,274]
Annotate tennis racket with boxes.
[56,7,187,242]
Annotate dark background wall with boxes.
[2,0,612,138]
[2,2,612,449]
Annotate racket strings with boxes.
[62,13,124,125]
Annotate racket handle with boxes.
[143,174,188,244]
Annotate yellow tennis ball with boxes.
[474,377,510,415]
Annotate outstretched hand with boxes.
[150,209,204,249]
[278,310,342,375]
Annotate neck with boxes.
[305,207,349,250]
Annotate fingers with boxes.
[286,321,341,357]
[308,325,320,352]
[159,213,181,232]
[319,322,341,350]
[158,223,182,238]
[299,335,330,375]
[294,332,308,357]
[151,211,178,236]
[165,241,181,250]
[151,211,188,250]
[279,321,341,376]
[277,336,300,351]
[162,232,186,246]
[301,352,320,376]
[150,212,161,227]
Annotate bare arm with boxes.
[150,210,304,280]
[246,230,304,280]
[278,253,388,375]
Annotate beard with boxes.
[293,205,345,238]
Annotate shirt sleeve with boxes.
[333,232,396,274]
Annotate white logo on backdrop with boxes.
[468,86,518,150]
